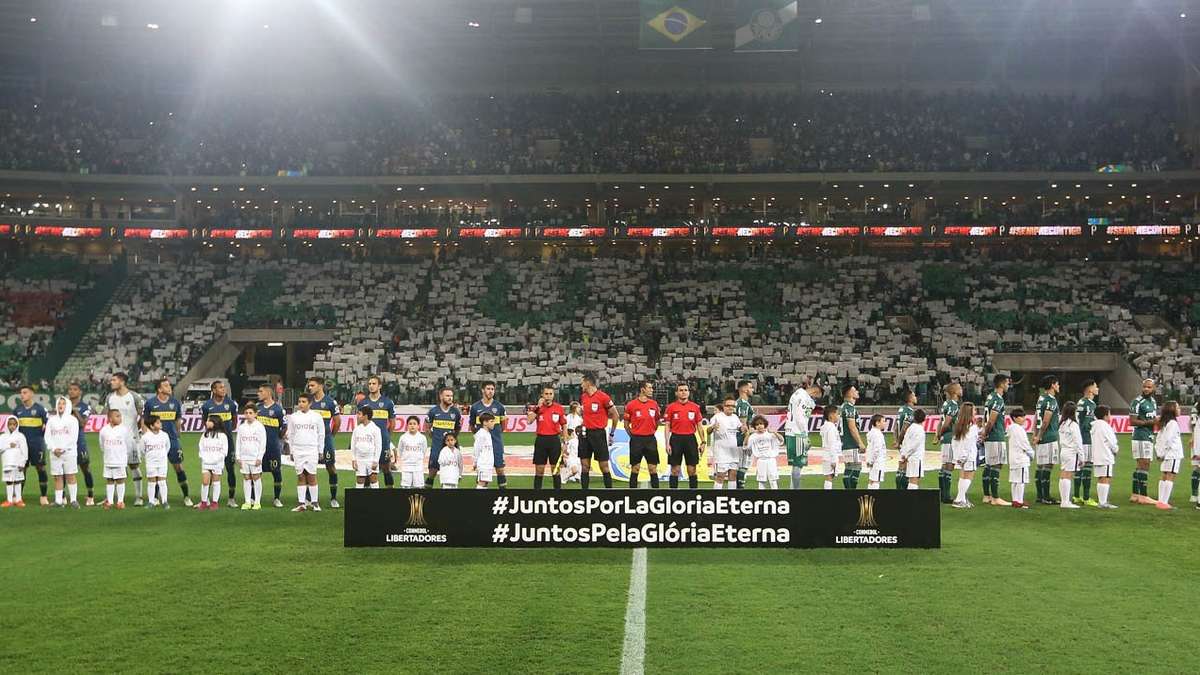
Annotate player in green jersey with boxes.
[980,374,1012,507]
[1073,380,1100,506]
[839,384,866,489]
[1128,379,1159,504]
[896,388,917,492]
[734,380,756,489]
[1032,375,1062,505]
[935,383,961,503]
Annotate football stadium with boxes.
[3,0,1200,672]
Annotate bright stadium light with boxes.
[146,23,160,30]
[814,17,823,24]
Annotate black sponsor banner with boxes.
[344,489,940,549]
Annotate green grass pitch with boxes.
[2,432,1198,673]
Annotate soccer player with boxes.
[397,416,428,488]
[1091,406,1119,509]
[144,378,191,507]
[1007,408,1034,509]
[98,409,132,508]
[255,384,288,507]
[1128,378,1158,504]
[1153,400,1184,511]
[46,396,80,508]
[350,406,382,490]
[425,387,462,488]
[1057,401,1083,510]
[200,380,239,508]
[733,379,756,489]
[362,376,396,486]
[663,383,704,490]
[306,377,341,508]
[839,384,866,489]
[1,417,28,507]
[900,409,927,490]
[579,374,620,489]
[819,406,841,490]
[141,415,171,508]
[865,414,888,490]
[105,373,144,505]
[438,432,462,488]
[934,383,961,502]
[236,405,266,509]
[12,385,48,505]
[897,388,918,491]
[1031,375,1061,505]
[624,381,662,489]
[528,386,568,490]
[66,381,96,506]
[747,415,783,489]
[196,414,228,511]
[473,412,497,489]
[1192,403,1200,507]
[469,382,507,489]
[979,374,1011,506]
[708,396,745,490]
[784,381,822,490]
[287,393,325,512]
[951,402,980,508]
[1073,380,1099,506]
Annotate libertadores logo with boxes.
[406,493,427,527]
[855,495,878,529]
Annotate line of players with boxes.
[4,371,1198,509]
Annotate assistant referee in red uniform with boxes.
[526,386,568,490]
[623,380,661,489]
[665,382,705,489]
[579,374,620,489]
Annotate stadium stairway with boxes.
[37,259,127,386]
[177,335,243,393]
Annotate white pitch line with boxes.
[619,547,648,675]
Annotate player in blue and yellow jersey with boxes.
[255,384,287,506]
[362,376,396,486]
[13,385,49,505]
[425,387,463,488]
[306,376,341,508]
[66,381,96,506]
[144,378,191,506]
[200,380,239,507]
[469,381,507,490]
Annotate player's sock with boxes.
[329,472,338,501]
[254,478,263,503]
[768,479,778,489]
[157,479,168,503]
[534,475,544,490]
[1032,468,1043,499]
[841,474,850,489]
[1163,480,1174,504]
[226,457,237,498]
[1082,466,1093,500]
[55,488,63,504]
[296,486,307,505]
[895,471,906,490]
[907,482,919,490]
[669,475,679,489]
[116,482,126,503]
[580,471,590,490]
[1011,482,1024,504]
[175,469,189,498]
[1191,469,1200,497]
[424,475,435,488]
[735,469,747,489]
[713,478,724,490]
[132,470,143,500]
[602,472,612,488]
[1058,478,1072,504]
[82,466,94,497]
[791,466,802,489]
[956,478,970,502]
[553,474,562,490]
[310,484,319,504]
[649,474,660,488]
[823,480,832,490]
[37,467,48,496]
[272,469,282,499]
[1098,482,1110,505]
[212,481,221,503]
[629,473,639,489]
[383,470,394,487]
[868,481,879,490]
[497,474,507,490]
[243,479,253,502]
[688,475,698,489]
[937,470,948,501]
[105,483,115,503]
[200,483,210,503]
[68,482,78,503]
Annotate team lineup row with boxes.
[3,372,1198,511]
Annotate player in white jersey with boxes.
[196,415,228,511]
[98,409,133,509]
[566,403,583,438]
[819,406,841,490]
[46,396,80,508]
[950,402,981,508]
[1006,408,1034,509]
[864,415,888,489]
[1153,400,1184,511]
[397,416,428,488]
[350,407,382,489]
[899,410,927,491]
[473,413,497,488]
[438,433,462,488]
[141,416,171,508]
[746,416,783,489]
[106,373,145,505]
[1057,402,1083,510]
[708,397,745,490]
[785,381,822,490]
[559,428,582,483]
[287,393,325,512]
[236,405,266,510]
[1192,403,1200,507]
[1,417,29,507]
[1090,406,1119,509]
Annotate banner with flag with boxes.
[639,1,712,50]
[734,0,800,52]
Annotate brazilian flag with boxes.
[734,0,800,52]
[639,0,712,50]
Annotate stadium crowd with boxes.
[0,90,1192,177]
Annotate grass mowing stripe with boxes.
[619,547,648,675]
